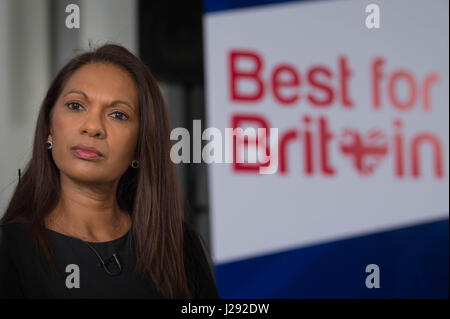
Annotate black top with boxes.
[0,222,220,299]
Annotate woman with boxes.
[0,44,219,299]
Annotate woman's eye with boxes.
[66,102,83,111]
[111,111,129,121]
[66,103,128,121]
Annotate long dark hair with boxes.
[0,43,195,298]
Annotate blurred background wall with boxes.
[0,0,51,218]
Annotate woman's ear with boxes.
[48,126,55,140]
[133,145,139,160]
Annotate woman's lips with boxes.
[71,148,104,160]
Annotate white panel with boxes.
[204,0,449,264]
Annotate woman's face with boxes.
[49,62,140,185]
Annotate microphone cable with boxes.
[79,230,130,277]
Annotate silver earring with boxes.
[46,140,53,149]
[131,160,140,168]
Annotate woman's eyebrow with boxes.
[63,89,136,111]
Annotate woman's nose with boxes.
[79,111,106,138]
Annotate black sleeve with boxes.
[0,224,25,298]
[184,223,220,299]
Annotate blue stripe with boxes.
[214,218,449,298]
[204,0,316,14]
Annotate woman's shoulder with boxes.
[182,220,220,298]
[0,221,29,298]
[1,219,31,231]
[0,220,32,245]
[0,221,32,267]
[182,220,208,255]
